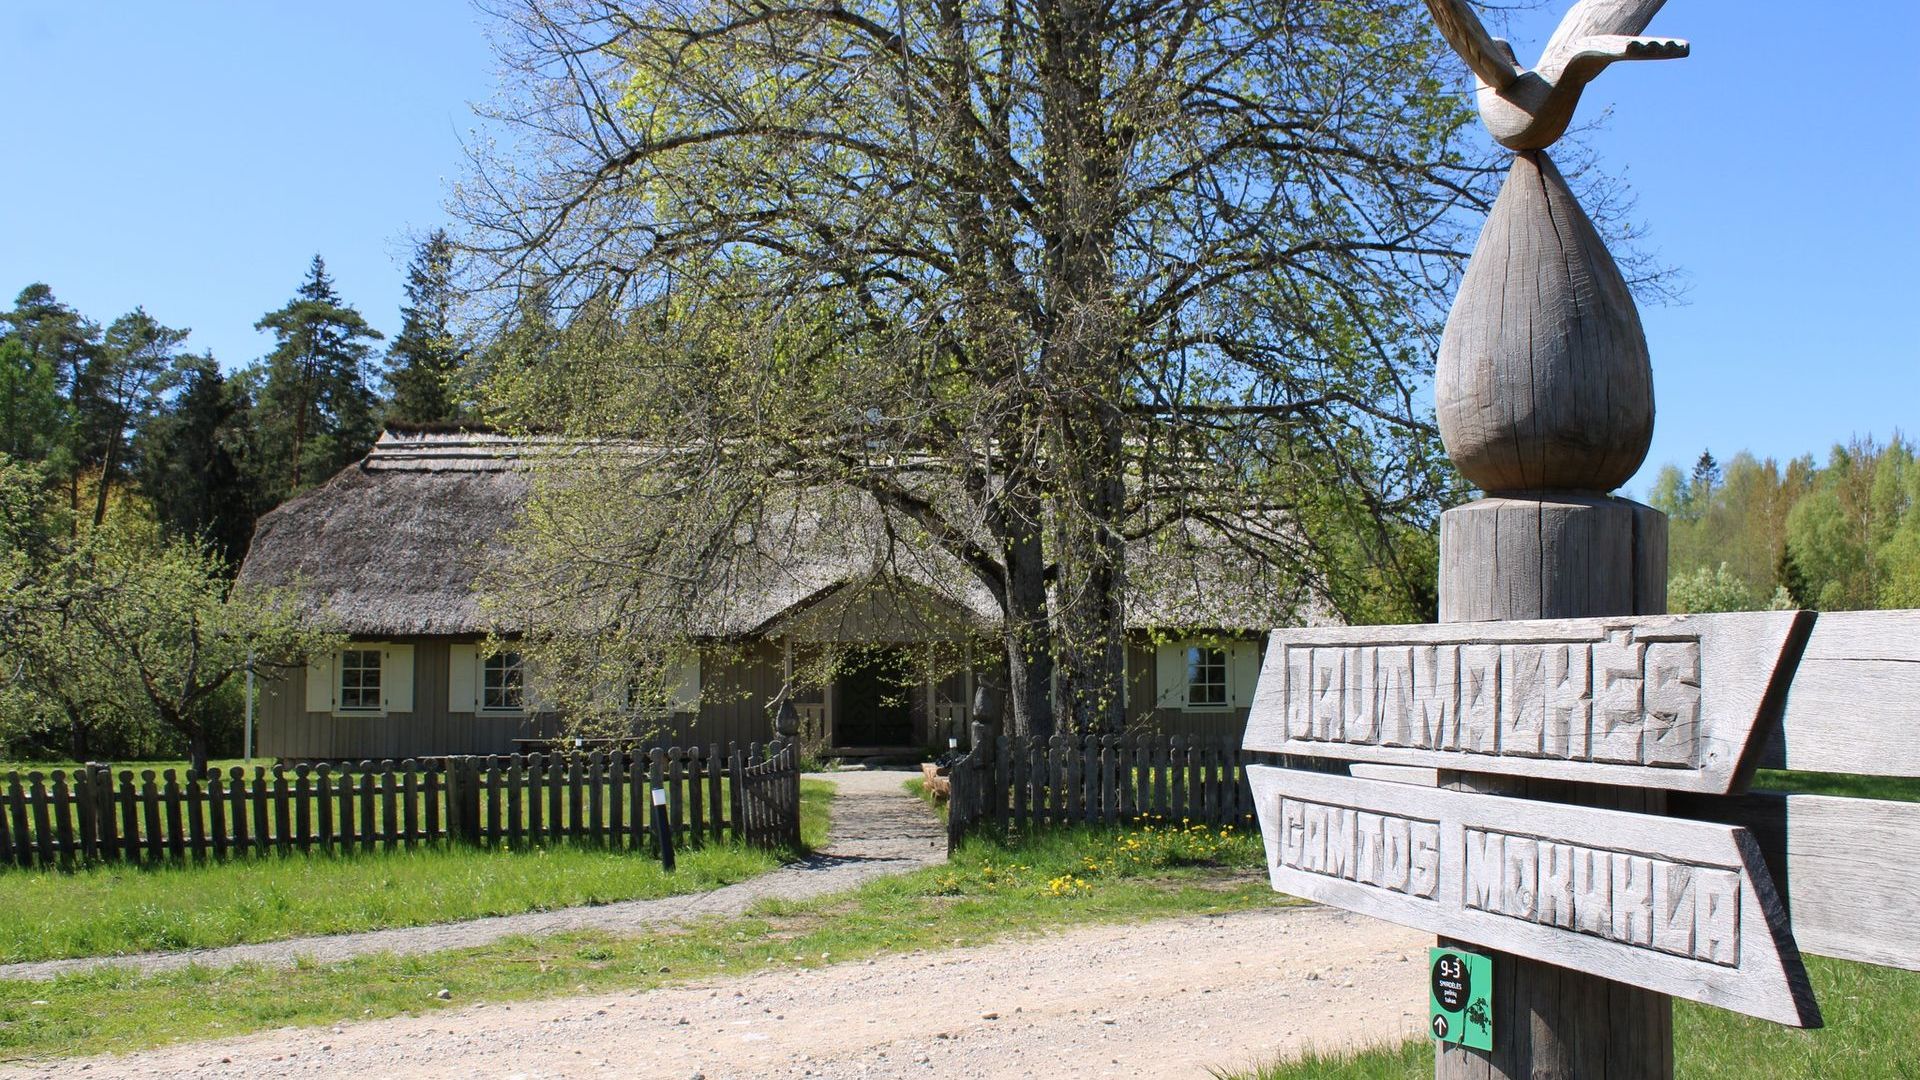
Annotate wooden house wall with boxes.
[1121,633,1255,743]
[261,639,533,761]
[681,640,785,748]
[260,632,1259,761]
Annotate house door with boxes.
[834,650,915,748]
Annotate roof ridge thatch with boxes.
[381,419,507,436]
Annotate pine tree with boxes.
[3,284,99,504]
[136,354,256,567]
[1689,450,1722,508]
[86,308,188,527]
[384,230,466,424]
[253,256,383,494]
[0,336,66,465]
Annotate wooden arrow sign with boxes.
[1248,765,1821,1027]
[1243,611,1809,794]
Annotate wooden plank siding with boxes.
[266,638,789,762]
[690,640,790,750]
[1122,637,1256,742]
[262,633,1259,761]
[264,640,529,761]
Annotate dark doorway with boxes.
[834,649,915,747]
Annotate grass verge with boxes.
[0,819,1286,1059]
[0,780,832,964]
[1229,954,1920,1080]
[902,775,949,819]
[1755,770,1920,802]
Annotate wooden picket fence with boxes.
[0,742,802,869]
[737,744,804,850]
[945,733,1268,850]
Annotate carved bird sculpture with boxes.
[1422,0,1688,149]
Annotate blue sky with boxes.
[2,2,1915,495]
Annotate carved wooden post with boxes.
[1422,2,1689,1076]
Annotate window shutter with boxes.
[1229,641,1263,709]
[304,653,335,714]
[670,651,702,712]
[383,644,415,715]
[448,643,479,714]
[1154,643,1188,710]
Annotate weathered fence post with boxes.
[445,757,482,846]
[972,681,1004,827]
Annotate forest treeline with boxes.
[0,233,482,765]
[0,231,469,568]
[4,220,1913,760]
[1652,440,1920,614]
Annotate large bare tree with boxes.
[458,0,1502,739]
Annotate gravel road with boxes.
[9,905,1428,1079]
[0,770,943,982]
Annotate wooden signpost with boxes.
[1248,767,1818,1026]
[1239,2,1920,1076]
[1245,612,1808,794]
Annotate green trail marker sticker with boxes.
[1429,946,1493,1051]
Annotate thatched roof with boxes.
[238,430,1323,638]
[235,432,535,636]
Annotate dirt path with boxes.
[18,905,1429,1079]
[0,770,943,982]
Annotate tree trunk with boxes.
[91,432,120,528]
[159,702,210,777]
[1054,405,1127,735]
[64,703,90,761]
[1001,517,1056,743]
[187,727,210,778]
[1036,0,1123,735]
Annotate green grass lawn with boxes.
[1755,770,1920,802]
[0,818,1284,1059]
[1232,955,1920,1080]
[0,779,832,964]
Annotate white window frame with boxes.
[1185,645,1230,708]
[1155,638,1261,712]
[481,650,526,713]
[337,648,384,712]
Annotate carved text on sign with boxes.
[1247,767,1819,1026]
[1243,611,1809,793]
[1284,629,1700,765]
[1462,828,1740,966]
[1277,797,1440,899]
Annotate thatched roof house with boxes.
[238,428,1319,761]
